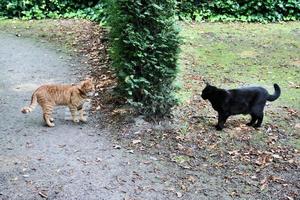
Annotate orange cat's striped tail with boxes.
[21,92,38,114]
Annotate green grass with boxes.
[178,22,300,109]
[0,19,56,35]
[0,19,80,51]
[290,138,300,150]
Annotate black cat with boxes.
[201,83,281,130]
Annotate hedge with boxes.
[177,0,300,22]
[0,0,299,22]
[108,0,180,116]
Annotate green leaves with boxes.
[1,1,298,22]
[152,3,163,11]
[177,0,300,22]
[0,0,107,22]
[108,0,180,116]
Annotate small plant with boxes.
[179,121,190,136]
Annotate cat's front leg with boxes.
[69,106,79,123]
[78,105,87,122]
[247,114,257,126]
[215,113,228,131]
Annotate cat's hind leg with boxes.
[251,104,265,128]
[247,114,257,126]
[69,106,79,123]
[42,105,55,127]
[254,112,264,128]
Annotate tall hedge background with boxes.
[0,0,107,22]
[0,0,299,22]
[177,0,300,22]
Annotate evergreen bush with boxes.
[0,0,299,22]
[108,0,180,116]
[0,0,106,22]
[177,0,300,22]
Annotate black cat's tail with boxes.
[267,84,281,101]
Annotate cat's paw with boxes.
[47,123,55,127]
[253,124,261,128]
[80,117,87,122]
[49,118,55,122]
[215,125,223,131]
[73,119,80,123]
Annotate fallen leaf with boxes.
[260,177,269,190]
[255,154,272,167]
[285,195,294,200]
[228,150,239,156]
[287,159,295,164]
[272,154,282,159]
[230,190,239,197]
[127,149,134,154]
[132,139,141,145]
[39,190,48,199]
[113,145,121,149]
[176,192,183,198]
[177,143,184,151]
[183,147,194,157]
[187,176,196,183]
[26,142,34,148]
[269,175,285,183]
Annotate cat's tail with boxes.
[267,84,281,101]
[21,92,38,114]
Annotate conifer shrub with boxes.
[108,0,180,116]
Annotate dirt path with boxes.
[0,33,232,200]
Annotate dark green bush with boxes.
[177,0,300,22]
[0,0,299,22]
[108,0,180,116]
[0,0,107,22]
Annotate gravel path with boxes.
[0,33,230,200]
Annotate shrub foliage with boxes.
[0,0,299,22]
[0,0,107,22]
[108,0,180,116]
[177,0,300,22]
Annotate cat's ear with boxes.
[204,80,210,86]
[82,77,94,83]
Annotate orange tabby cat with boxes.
[21,79,95,127]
